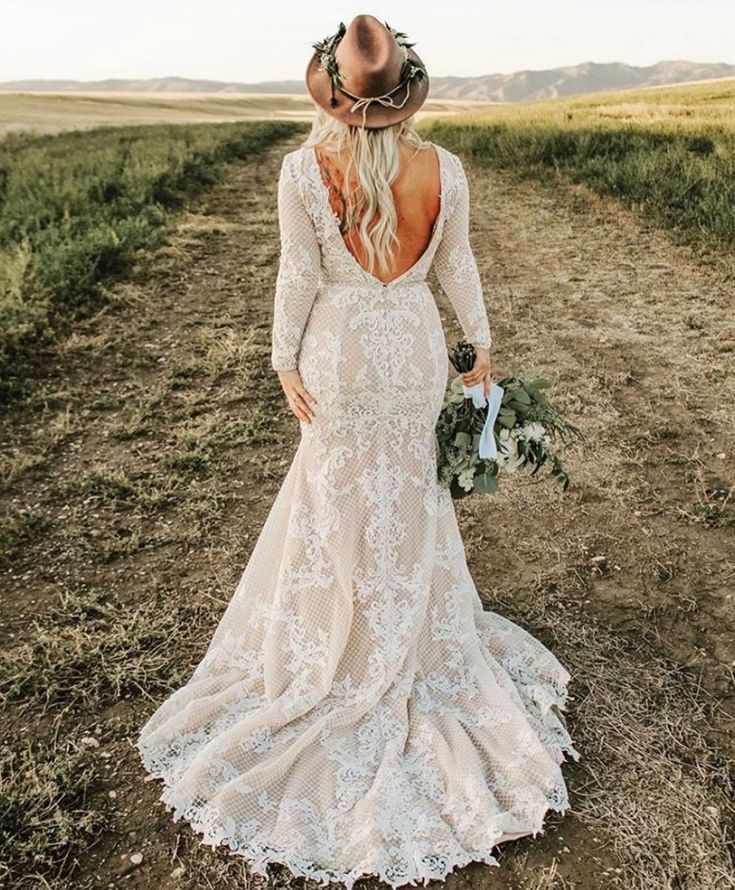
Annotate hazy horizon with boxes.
[2,1,734,84]
[3,58,735,89]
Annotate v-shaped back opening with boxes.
[310,143,444,286]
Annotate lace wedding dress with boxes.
[136,142,580,888]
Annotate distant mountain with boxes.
[0,76,307,95]
[2,61,734,103]
[429,60,735,102]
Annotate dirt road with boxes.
[1,132,733,889]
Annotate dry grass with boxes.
[0,733,106,887]
[0,587,198,711]
[0,91,483,137]
[492,579,734,889]
[438,79,735,133]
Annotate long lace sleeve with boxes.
[433,154,492,350]
[271,153,321,372]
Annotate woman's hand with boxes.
[277,369,318,424]
[460,346,492,399]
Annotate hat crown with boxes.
[334,15,405,99]
[305,14,429,129]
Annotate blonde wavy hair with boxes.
[303,108,431,277]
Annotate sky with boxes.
[1,0,734,83]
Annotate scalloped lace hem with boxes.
[136,664,580,889]
[137,765,574,890]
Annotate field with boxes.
[424,80,735,260]
[1,83,734,889]
[0,120,303,394]
[0,90,484,136]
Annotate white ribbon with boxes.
[343,79,414,129]
[348,81,412,115]
[462,381,505,460]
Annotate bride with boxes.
[137,14,580,888]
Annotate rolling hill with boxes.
[2,60,734,103]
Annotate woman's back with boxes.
[270,140,491,373]
[314,141,442,284]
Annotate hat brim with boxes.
[305,47,430,129]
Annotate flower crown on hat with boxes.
[312,21,427,113]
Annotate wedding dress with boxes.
[136,141,580,888]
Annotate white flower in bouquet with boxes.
[458,468,475,492]
[520,422,547,443]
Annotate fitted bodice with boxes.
[270,141,492,373]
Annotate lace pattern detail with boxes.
[271,153,323,371]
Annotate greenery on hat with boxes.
[385,22,428,84]
[312,21,347,91]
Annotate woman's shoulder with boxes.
[420,141,467,192]
[280,144,313,180]
[421,140,465,177]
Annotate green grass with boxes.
[0,119,302,395]
[420,80,735,258]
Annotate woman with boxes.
[137,15,580,888]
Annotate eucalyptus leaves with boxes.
[436,341,582,499]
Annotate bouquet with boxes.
[436,340,582,499]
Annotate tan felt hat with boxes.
[306,14,430,130]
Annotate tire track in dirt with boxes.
[1,131,733,889]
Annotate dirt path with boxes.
[464,152,735,705]
[464,156,735,708]
[1,131,733,889]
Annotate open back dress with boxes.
[136,141,580,889]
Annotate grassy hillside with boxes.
[420,80,735,259]
[0,92,316,136]
[0,120,306,396]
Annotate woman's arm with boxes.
[271,153,320,423]
[433,153,493,394]
[271,153,321,373]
